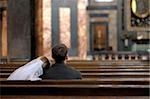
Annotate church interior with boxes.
[0,0,150,99]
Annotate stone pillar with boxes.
[128,55,132,60]
[1,10,7,57]
[108,54,112,60]
[115,55,118,60]
[101,55,106,60]
[135,55,138,60]
[35,0,43,56]
[121,55,125,60]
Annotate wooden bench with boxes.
[0,61,149,76]
[0,63,149,68]
[0,60,149,67]
[82,72,150,78]
[1,60,149,97]
[0,60,149,80]
[1,68,149,73]
[0,80,149,96]
[0,64,149,79]
[1,65,149,72]
[0,59,149,98]
[1,72,149,79]
[67,61,149,66]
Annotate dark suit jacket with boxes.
[41,62,82,80]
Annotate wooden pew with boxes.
[1,96,149,99]
[0,60,149,98]
[0,64,149,79]
[82,72,150,78]
[0,80,149,96]
[0,61,149,76]
[0,60,149,80]
[0,65,146,70]
[0,59,149,67]
[0,63,149,69]
[1,72,149,79]
[1,68,149,73]
[0,59,149,99]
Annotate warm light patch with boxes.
[59,7,71,48]
[2,10,7,56]
[131,0,136,13]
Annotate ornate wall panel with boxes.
[126,0,150,31]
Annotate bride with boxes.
[7,56,50,81]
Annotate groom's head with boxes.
[52,44,68,62]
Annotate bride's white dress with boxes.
[7,58,44,81]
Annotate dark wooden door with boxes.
[94,25,107,50]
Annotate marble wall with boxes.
[42,0,118,60]
[77,0,88,59]
[43,0,51,59]
[43,0,88,60]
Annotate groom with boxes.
[41,44,82,80]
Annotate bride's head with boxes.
[39,56,50,69]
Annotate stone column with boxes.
[35,0,43,56]
[1,9,7,57]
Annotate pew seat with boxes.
[1,72,149,79]
[0,65,149,69]
[0,80,149,96]
[0,68,149,73]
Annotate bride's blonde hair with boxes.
[38,56,50,68]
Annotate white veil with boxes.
[7,58,44,81]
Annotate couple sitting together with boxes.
[7,44,82,81]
